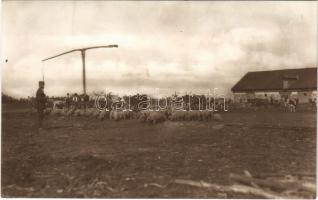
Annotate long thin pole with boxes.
[81,50,86,95]
[42,45,118,62]
[42,49,79,62]
[42,44,118,95]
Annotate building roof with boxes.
[231,67,317,92]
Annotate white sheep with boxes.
[109,110,114,120]
[138,110,150,122]
[43,108,52,115]
[65,109,75,117]
[110,110,125,121]
[79,109,86,116]
[169,111,187,121]
[169,110,213,121]
[146,111,166,124]
[92,110,101,118]
[131,111,139,120]
[51,108,64,116]
[201,110,213,121]
[98,110,109,120]
[185,111,199,121]
[114,111,135,120]
[83,109,93,117]
[122,111,133,120]
[213,113,223,122]
[73,109,81,117]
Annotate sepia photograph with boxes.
[1,1,317,198]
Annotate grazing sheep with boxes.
[213,113,223,122]
[83,109,93,117]
[109,110,114,120]
[110,110,125,121]
[169,111,187,121]
[51,109,64,116]
[168,110,213,121]
[79,109,86,116]
[86,108,98,117]
[92,110,101,118]
[163,109,172,119]
[98,110,109,120]
[121,111,133,120]
[185,111,199,121]
[109,110,116,121]
[138,110,150,122]
[66,108,75,117]
[162,109,171,119]
[117,111,125,120]
[147,111,166,124]
[201,110,213,121]
[115,111,131,120]
[73,109,81,117]
[119,111,126,119]
[43,108,52,115]
[131,111,139,120]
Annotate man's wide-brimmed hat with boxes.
[39,81,45,85]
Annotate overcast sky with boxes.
[2,1,317,98]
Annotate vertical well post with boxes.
[81,50,86,95]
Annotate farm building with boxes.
[231,67,317,104]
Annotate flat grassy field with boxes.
[1,105,316,198]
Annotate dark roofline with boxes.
[232,88,317,93]
[231,67,317,92]
[231,72,250,92]
[243,67,317,74]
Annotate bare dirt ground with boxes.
[1,105,316,198]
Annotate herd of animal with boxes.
[45,108,223,124]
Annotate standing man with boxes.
[36,81,47,130]
[65,93,71,111]
[73,93,79,109]
[84,94,90,110]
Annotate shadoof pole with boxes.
[81,50,86,94]
[42,44,118,95]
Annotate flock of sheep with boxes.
[46,108,223,124]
